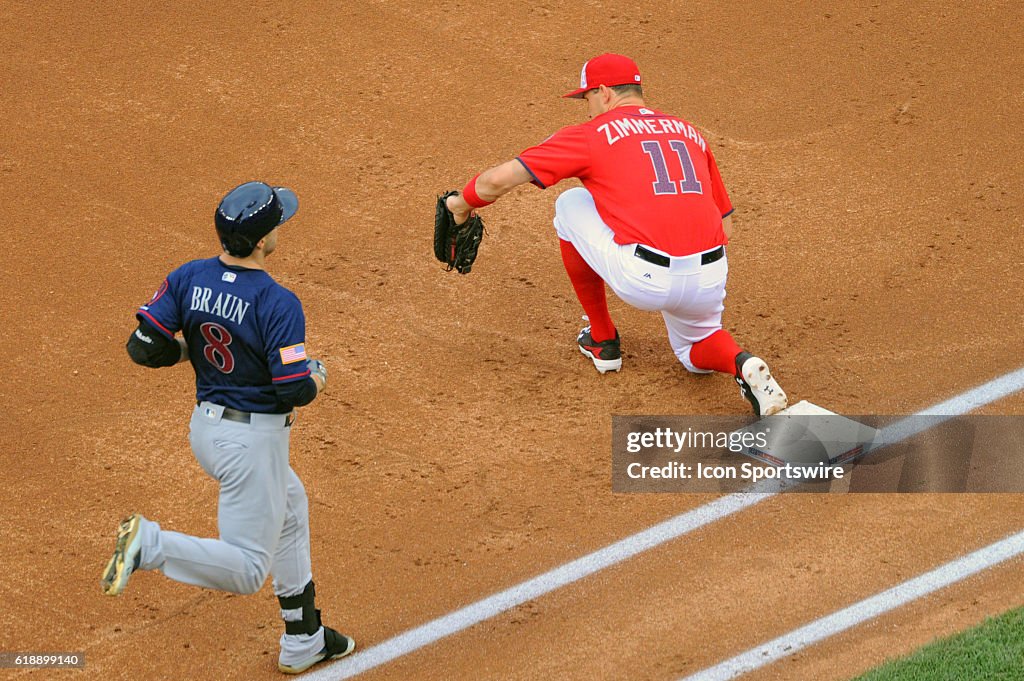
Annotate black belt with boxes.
[199,403,294,427]
[634,245,724,268]
[222,407,254,423]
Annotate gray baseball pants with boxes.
[133,402,324,664]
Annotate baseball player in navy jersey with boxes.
[101,182,355,674]
[445,53,788,416]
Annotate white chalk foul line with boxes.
[679,528,1024,681]
[872,364,1024,449]
[308,488,777,680]
[313,365,1024,680]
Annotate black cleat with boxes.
[278,613,356,674]
[577,326,622,374]
[734,351,789,416]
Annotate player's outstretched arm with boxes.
[445,160,533,224]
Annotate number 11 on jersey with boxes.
[641,139,704,196]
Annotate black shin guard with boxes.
[278,580,322,636]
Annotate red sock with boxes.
[689,329,743,375]
[559,239,615,342]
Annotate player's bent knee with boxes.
[234,555,272,595]
[554,187,591,217]
[236,573,267,595]
[677,344,715,374]
[554,187,595,241]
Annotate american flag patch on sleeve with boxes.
[279,343,307,364]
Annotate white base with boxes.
[734,400,878,467]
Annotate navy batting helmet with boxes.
[215,182,299,257]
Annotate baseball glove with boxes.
[434,191,485,274]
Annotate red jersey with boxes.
[517,106,732,256]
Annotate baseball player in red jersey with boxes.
[445,53,788,415]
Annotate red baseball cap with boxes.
[563,53,642,98]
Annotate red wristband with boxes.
[462,174,494,209]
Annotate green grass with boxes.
[852,607,1024,680]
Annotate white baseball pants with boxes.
[553,187,728,373]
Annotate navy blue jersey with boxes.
[137,257,310,412]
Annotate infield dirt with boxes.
[2,1,1022,680]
